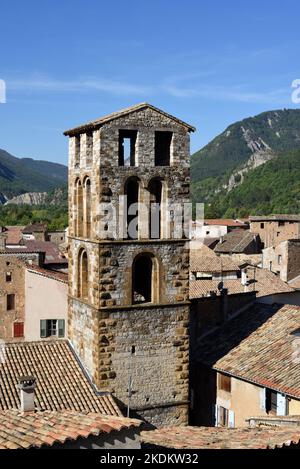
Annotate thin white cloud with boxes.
[6,73,292,105]
[163,81,290,104]
[8,75,153,95]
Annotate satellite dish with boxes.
[217,281,224,292]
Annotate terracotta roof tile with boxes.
[214,230,261,254]
[140,425,300,449]
[25,264,68,283]
[0,409,141,449]
[189,267,294,299]
[204,219,248,227]
[22,240,67,265]
[190,243,239,272]
[196,303,300,399]
[0,340,121,416]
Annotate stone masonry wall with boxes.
[0,256,25,341]
[98,304,189,426]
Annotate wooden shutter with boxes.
[13,322,24,338]
[40,320,47,338]
[228,410,235,428]
[277,394,287,416]
[58,319,65,338]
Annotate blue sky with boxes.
[0,0,300,165]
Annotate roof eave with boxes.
[63,103,196,136]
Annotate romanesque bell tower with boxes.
[64,103,195,426]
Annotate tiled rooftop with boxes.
[189,266,294,299]
[1,226,24,245]
[0,340,121,416]
[204,219,248,227]
[22,240,67,265]
[140,425,300,449]
[190,243,239,272]
[195,303,300,399]
[0,409,141,449]
[26,264,68,284]
[214,230,260,254]
[250,214,300,222]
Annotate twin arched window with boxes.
[74,178,91,238]
[124,177,165,240]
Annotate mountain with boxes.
[210,148,300,218]
[191,109,300,215]
[0,148,67,202]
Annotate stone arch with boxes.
[83,177,91,238]
[132,252,159,304]
[77,248,89,300]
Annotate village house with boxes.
[192,218,248,241]
[24,265,68,341]
[190,303,300,428]
[262,239,300,284]
[0,256,25,341]
[0,251,68,342]
[189,242,298,305]
[249,215,300,248]
[214,229,262,255]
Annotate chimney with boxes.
[18,376,36,412]
[241,268,248,286]
[0,232,7,251]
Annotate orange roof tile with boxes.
[0,409,141,449]
[141,425,300,449]
[0,340,121,416]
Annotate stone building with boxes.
[191,303,300,428]
[249,215,300,248]
[64,103,195,427]
[262,239,300,283]
[0,256,25,341]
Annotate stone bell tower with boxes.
[64,103,195,426]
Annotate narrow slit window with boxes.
[6,272,12,282]
[119,130,137,166]
[7,294,15,311]
[155,131,172,166]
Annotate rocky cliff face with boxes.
[3,187,67,206]
[191,108,300,204]
[5,192,48,205]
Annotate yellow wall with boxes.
[217,374,300,427]
[289,398,300,414]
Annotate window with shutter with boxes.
[218,373,231,392]
[58,319,65,338]
[40,320,47,338]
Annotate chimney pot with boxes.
[18,375,36,412]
